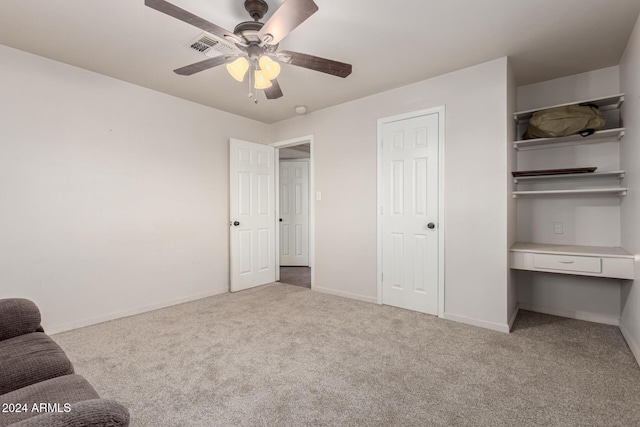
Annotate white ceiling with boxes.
[1,0,639,124]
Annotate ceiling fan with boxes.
[145,0,353,102]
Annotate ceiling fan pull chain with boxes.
[248,63,254,99]
[250,62,259,103]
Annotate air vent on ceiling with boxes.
[187,33,238,58]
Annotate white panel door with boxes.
[381,113,439,314]
[279,160,309,266]
[230,139,276,292]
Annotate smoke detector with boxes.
[295,105,307,114]
[186,33,238,58]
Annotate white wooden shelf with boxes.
[514,94,625,123]
[510,242,634,280]
[513,170,625,184]
[513,128,625,151]
[511,242,633,258]
[512,188,627,198]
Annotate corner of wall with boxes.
[506,57,518,327]
[619,12,640,367]
[620,283,640,366]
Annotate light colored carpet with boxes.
[53,284,640,426]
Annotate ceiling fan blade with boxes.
[258,0,319,45]
[264,79,284,99]
[145,0,242,44]
[174,56,236,76]
[277,51,352,78]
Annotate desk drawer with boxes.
[533,254,602,273]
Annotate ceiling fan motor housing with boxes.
[234,20,265,45]
[244,0,268,21]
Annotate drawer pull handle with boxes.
[559,260,575,264]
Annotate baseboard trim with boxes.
[518,303,620,326]
[443,312,511,334]
[508,304,520,332]
[619,320,640,367]
[48,285,229,335]
[312,286,377,304]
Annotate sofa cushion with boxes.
[0,299,41,342]
[0,374,99,427]
[9,399,129,427]
[0,333,73,396]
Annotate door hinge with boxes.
[380,139,383,149]
[380,206,383,215]
[381,272,384,282]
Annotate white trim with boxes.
[508,304,520,331]
[313,286,378,305]
[47,286,228,335]
[274,152,280,281]
[270,135,314,149]
[619,320,640,367]
[518,303,620,326]
[270,135,315,288]
[437,108,446,317]
[443,312,511,334]
[376,106,446,317]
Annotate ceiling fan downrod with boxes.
[244,0,268,21]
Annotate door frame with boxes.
[376,107,445,317]
[270,135,315,289]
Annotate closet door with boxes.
[381,113,440,315]
[279,160,309,266]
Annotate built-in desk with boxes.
[510,242,635,280]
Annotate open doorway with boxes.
[271,136,314,290]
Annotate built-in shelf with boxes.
[512,188,627,198]
[514,94,625,123]
[511,93,631,280]
[513,170,625,184]
[510,242,634,280]
[511,242,634,258]
[513,128,625,150]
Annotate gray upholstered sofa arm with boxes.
[10,399,130,427]
[0,299,41,342]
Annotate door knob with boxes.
[279,218,283,222]
[427,222,435,229]
[233,221,240,226]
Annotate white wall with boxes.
[619,14,640,364]
[269,58,512,332]
[0,45,268,333]
[514,67,623,324]
[517,66,620,111]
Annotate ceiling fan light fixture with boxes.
[226,57,249,82]
[259,56,281,80]
[254,69,273,89]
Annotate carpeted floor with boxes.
[53,284,640,426]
